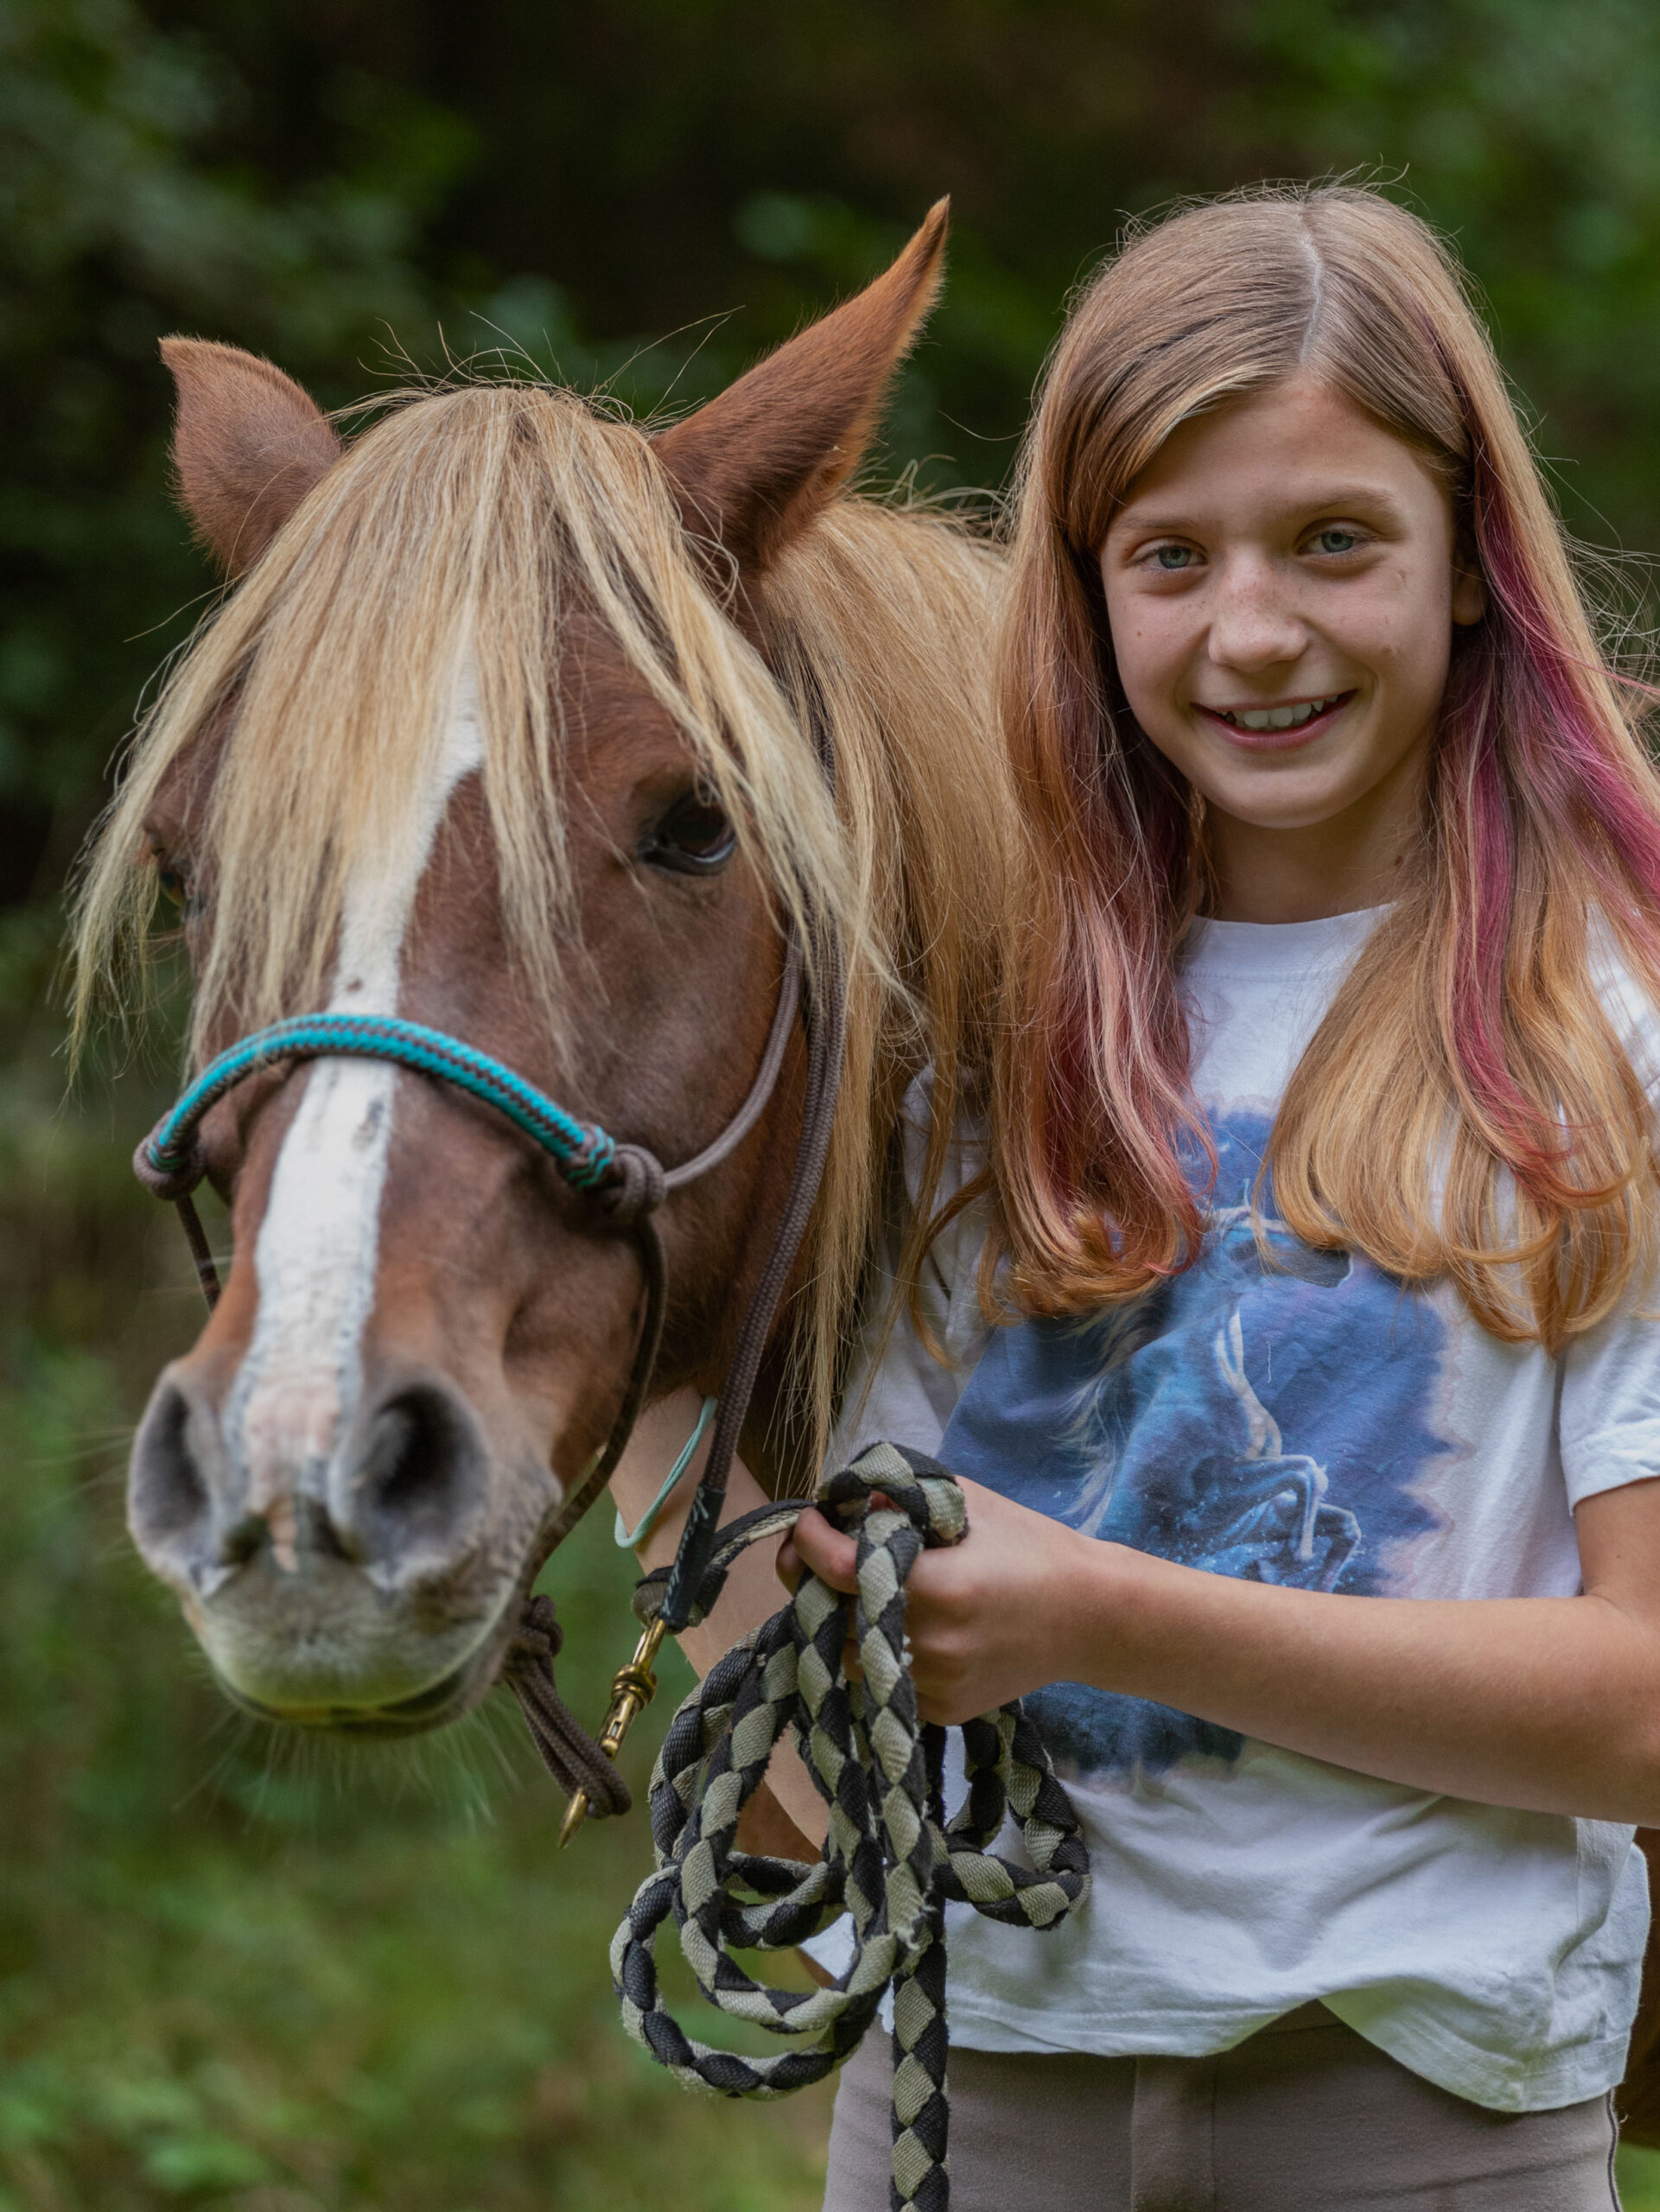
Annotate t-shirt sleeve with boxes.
[1560,1284,1660,1509]
[1562,937,1660,1508]
[826,1073,992,1470]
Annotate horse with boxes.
[73,202,1025,1741]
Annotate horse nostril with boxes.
[129,1377,213,1567]
[351,1385,486,1568]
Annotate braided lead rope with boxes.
[611,1443,1091,2212]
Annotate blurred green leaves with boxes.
[0,0,467,902]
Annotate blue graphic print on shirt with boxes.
[938,1109,1451,1781]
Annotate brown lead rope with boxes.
[659,918,843,1632]
[499,1595,635,1816]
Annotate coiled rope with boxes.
[611,1442,1091,2212]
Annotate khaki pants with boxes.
[822,2005,1621,2210]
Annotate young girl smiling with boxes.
[622,183,1660,2206]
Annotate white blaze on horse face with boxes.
[226,670,486,1560]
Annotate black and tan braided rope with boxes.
[610,1441,1091,2212]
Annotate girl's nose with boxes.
[1205,559,1308,674]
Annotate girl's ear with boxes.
[652,199,949,579]
[1453,539,1487,626]
[160,338,344,577]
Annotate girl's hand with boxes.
[780,1477,1100,1725]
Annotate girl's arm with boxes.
[787,1471,1660,1825]
[609,1389,828,1848]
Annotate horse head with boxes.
[81,204,1018,1732]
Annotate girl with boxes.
[614,183,1660,2208]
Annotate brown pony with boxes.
[73,206,1023,1729]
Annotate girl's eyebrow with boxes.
[1109,483,1413,538]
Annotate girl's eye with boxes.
[640,789,737,877]
[1308,527,1361,556]
[1150,544,1199,572]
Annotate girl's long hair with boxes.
[991,182,1660,1350]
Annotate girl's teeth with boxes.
[1229,696,1340,733]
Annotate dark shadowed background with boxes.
[6,4,1660,2206]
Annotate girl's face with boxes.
[1100,375,1485,920]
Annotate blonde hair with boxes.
[991,182,1660,1350]
[73,379,1025,1467]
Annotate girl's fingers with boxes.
[786,1505,860,1593]
[775,1525,862,1676]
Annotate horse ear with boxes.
[652,198,950,578]
[160,338,344,577]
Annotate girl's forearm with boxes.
[1068,1538,1660,1823]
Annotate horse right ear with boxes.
[160,339,344,577]
[652,198,950,581]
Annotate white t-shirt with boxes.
[821,907,1659,2113]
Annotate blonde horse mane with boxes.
[73,377,1023,1472]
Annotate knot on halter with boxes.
[596,1143,667,1227]
[502,1593,633,1821]
[132,1132,206,1205]
[509,1591,566,1665]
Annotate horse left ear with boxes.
[652,199,949,579]
[160,338,344,577]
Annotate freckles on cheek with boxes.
[1383,552,1449,630]
[1347,575,1409,665]
[1112,616,1171,703]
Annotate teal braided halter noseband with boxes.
[136,929,804,1269]
[140,1011,620,1200]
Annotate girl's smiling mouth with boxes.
[1194,690,1357,749]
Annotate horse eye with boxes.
[640,790,737,876]
[149,840,200,918]
[151,848,192,908]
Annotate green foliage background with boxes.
[8,2,1660,2204]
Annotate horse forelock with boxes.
[84,384,819,1052]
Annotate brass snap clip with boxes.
[558,1614,669,1847]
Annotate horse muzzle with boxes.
[128,1358,526,1722]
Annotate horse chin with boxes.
[187,1557,514,1735]
[213,1657,489,1734]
